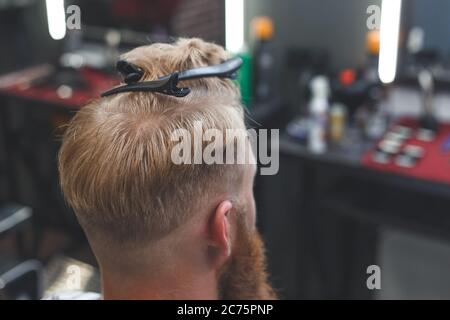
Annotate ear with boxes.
[208,200,234,269]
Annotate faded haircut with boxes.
[58,38,246,247]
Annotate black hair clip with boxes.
[116,60,144,84]
[101,57,243,98]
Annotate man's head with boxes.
[58,38,276,299]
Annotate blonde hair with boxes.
[58,38,246,246]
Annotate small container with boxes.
[379,139,402,154]
[395,154,416,168]
[308,76,330,154]
[384,132,406,143]
[403,145,425,159]
[372,151,390,164]
[392,125,413,139]
[416,128,436,142]
[329,103,346,143]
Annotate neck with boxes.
[101,267,219,300]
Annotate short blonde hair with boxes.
[58,38,246,246]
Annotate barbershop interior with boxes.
[0,0,450,300]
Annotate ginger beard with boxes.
[218,213,278,300]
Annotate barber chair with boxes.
[0,203,43,299]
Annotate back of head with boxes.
[58,38,246,252]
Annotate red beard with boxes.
[218,220,278,300]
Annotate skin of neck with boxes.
[98,208,231,300]
[101,266,220,300]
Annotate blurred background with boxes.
[0,0,449,299]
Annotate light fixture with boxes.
[378,0,402,84]
[225,0,244,53]
[46,0,66,40]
